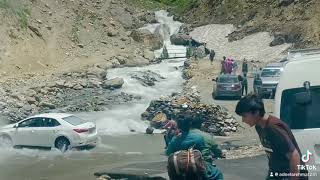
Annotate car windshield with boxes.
[280,86,320,129]
[62,115,86,126]
[261,69,281,77]
[219,77,238,83]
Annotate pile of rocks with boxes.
[141,92,238,136]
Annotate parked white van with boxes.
[274,49,320,178]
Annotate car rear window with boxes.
[62,115,86,126]
[219,77,238,83]
[280,86,320,129]
[261,69,281,77]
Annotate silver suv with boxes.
[255,63,284,98]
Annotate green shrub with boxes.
[0,0,31,28]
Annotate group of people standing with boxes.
[218,55,249,96]
[219,56,238,75]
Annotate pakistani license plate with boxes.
[267,89,273,92]
[226,87,231,90]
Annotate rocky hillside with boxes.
[153,0,320,49]
[0,0,160,78]
[0,0,165,123]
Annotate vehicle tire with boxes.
[0,134,13,148]
[55,137,70,152]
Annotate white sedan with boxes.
[0,113,98,151]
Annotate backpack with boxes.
[167,148,207,180]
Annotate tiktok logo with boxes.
[302,150,313,163]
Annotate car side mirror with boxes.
[13,124,18,128]
[295,92,312,105]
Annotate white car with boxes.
[0,113,98,151]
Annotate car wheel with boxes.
[55,137,70,152]
[0,135,13,148]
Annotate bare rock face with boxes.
[101,77,124,89]
[170,34,193,46]
[130,29,163,50]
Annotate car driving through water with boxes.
[0,113,98,152]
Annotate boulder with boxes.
[139,12,157,24]
[143,49,155,61]
[39,101,56,109]
[73,84,84,90]
[125,56,150,67]
[279,0,294,6]
[193,45,208,58]
[130,29,163,50]
[151,112,167,129]
[182,69,193,80]
[270,32,302,46]
[107,27,119,37]
[170,34,192,46]
[101,78,124,89]
[26,96,37,105]
[178,24,193,34]
[86,66,107,80]
[96,175,112,180]
[55,80,66,88]
[131,70,165,86]
[86,78,102,88]
[116,56,127,65]
[145,127,154,134]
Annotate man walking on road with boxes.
[235,94,308,180]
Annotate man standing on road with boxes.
[209,49,215,65]
[242,58,248,76]
[220,56,226,74]
[235,94,308,180]
[241,74,248,96]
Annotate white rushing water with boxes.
[80,11,187,136]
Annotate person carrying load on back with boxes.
[209,50,215,65]
[166,114,224,180]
